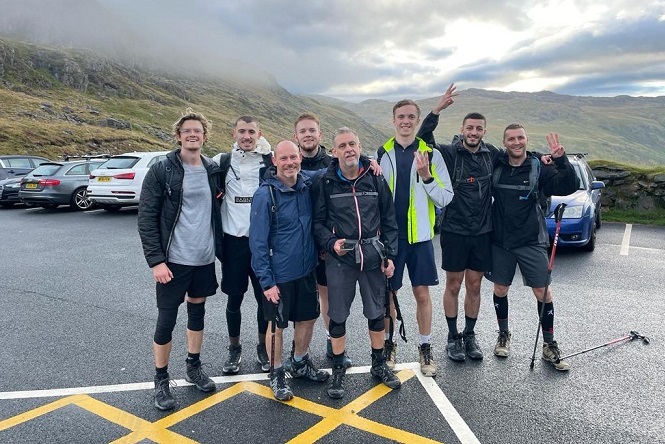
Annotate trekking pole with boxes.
[270,302,277,375]
[529,203,566,370]
[557,331,649,362]
[383,258,407,343]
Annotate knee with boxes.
[154,307,179,345]
[494,284,510,297]
[328,319,346,339]
[187,300,206,332]
[368,315,385,332]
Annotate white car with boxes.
[88,151,169,211]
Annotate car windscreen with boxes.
[28,164,62,177]
[572,164,586,190]
[98,156,140,169]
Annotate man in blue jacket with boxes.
[249,140,330,401]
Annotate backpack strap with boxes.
[493,156,541,200]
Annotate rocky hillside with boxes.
[0,37,388,160]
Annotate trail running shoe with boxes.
[418,343,437,377]
[153,375,176,411]
[327,365,346,399]
[371,356,401,389]
[256,344,270,373]
[269,367,294,401]
[384,340,397,370]
[446,334,465,361]
[289,354,330,382]
[185,361,216,392]
[493,331,512,357]
[222,344,242,374]
[542,341,571,371]
[463,331,484,360]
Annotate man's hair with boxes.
[332,127,359,147]
[392,99,421,117]
[294,112,320,130]
[463,112,487,125]
[235,115,260,129]
[503,123,526,140]
[172,108,210,146]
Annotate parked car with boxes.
[0,155,50,180]
[546,154,604,251]
[19,157,108,210]
[0,177,25,208]
[87,151,169,211]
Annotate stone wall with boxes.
[592,165,665,211]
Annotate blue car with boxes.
[546,154,604,251]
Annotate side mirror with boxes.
[591,180,605,190]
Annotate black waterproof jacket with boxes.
[417,111,502,235]
[312,157,398,271]
[491,152,578,250]
[301,145,332,171]
[137,149,224,268]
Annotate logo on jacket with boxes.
[235,197,253,203]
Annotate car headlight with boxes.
[561,205,584,219]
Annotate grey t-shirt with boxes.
[168,163,215,266]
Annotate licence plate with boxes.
[98,177,112,182]
[26,183,38,189]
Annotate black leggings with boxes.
[226,289,268,337]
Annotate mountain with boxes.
[308,89,665,165]
[0,37,388,159]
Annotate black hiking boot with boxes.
[327,365,346,399]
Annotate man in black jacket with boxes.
[313,127,399,399]
[138,109,224,410]
[486,124,578,371]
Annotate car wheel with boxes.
[101,204,122,212]
[71,188,94,210]
[595,207,602,229]
[1,202,15,208]
[583,225,596,252]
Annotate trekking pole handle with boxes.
[553,203,567,223]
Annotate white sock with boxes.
[419,334,431,345]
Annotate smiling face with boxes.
[233,120,261,152]
[392,104,420,139]
[177,119,207,152]
[461,118,487,150]
[333,131,361,170]
[294,118,322,155]
[503,126,529,162]
[273,140,301,186]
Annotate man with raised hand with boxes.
[292,112,352,369]
[212,116,273,375]
[377,100,454,377]
[250,140,330,401]
[138,108,224,410]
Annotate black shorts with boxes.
[156,262,218,309]
[263,271,320,328]
[315,255,327,286]
[221,234,261,296]
[440,231,492,273]
[392,239,439,291]
[325,257,385,323]
[485,244,550,288]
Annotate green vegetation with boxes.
[588,160,665,176]
[603,208,665,226]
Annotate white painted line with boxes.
[620,224,632,255]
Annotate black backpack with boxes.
[492,155,551,215]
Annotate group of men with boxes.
[137,83,579,410]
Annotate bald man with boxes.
[249,140,329,402]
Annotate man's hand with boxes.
[333,238,349,256]
[381,259,395,278]
[368,158,383,176]
[546,133,565,159]
[264,286,280,303]
[152,262,173,284]
[432,83,458,115]
[414,151,432,181]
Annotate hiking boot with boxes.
[463,332,484,360]
[371,355,401,389]
[327,339,353,368]
[418,343,437,377]
[289,354,330,382]
[256,344,270,373]
[384,340,397,370]
[153,375,175,411]
[494,331,512,357]
[269,367,294,401]
[185,361,216,392]
[222,344,242,374]
[446,334,465,361]
[542,341,571,371]
[327,365,346,399]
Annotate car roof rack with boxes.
[63,154,112,161]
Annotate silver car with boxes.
[19,159,107,210]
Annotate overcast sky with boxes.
[5,0,665,102]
